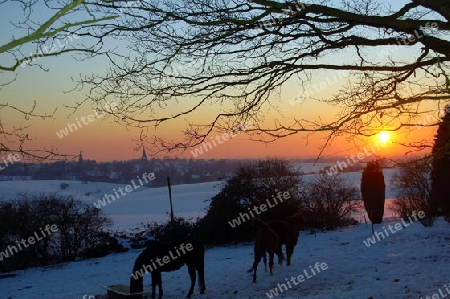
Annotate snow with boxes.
[2,215,449,299]
[0,180,221,231]
[1,169,449,299]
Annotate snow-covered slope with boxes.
[0,180,221,231]
[1,216,449,299]
[3,168,445,299]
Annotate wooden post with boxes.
[167,176,174,222]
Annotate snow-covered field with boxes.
[2,168,449,299]
[0,168,397,231]
[0,179,221,231]
[2,215,449,299]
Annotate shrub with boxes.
[195,159,303,245]
[301,173,359,230]
[0,193,117,272]
[148,217,195,243]
[391,158,436,227]
[129,217,196,248]
[82,232,128,258]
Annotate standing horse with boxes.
[269,213,306,266]
[250,217,284,266]
[248,218,283,283]
[130,238,206,299]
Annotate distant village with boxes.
[0,148,391,187]
[0,149,252,187]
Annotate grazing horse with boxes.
[130,238,206,299]
[248,218,283,283]
[269,213,306,266]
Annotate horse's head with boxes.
[130,250,147,294]
[130,275,143,293]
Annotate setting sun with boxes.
[378,131,390,143]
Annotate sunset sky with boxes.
[0,2,440,162]
[0,55,436,163]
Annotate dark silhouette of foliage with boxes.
[430,106,450,221]
[77,0,450,158]
[0,193,117,272]
[196,176,254,245]
[391,158,435,227]
[361,161,386,224]
[301,173,359,230]
[129,217,196,249]
[196,159,302,245]
[148,217,195,244]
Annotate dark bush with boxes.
[82,232,128,258]
[301,173,359,230]
[195,159,303,245]
[129,217,196,248]
[0,193,115,272]
[392,158,436,227]
[148,217,195,243]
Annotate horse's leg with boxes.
[268,252,275,275]
[263,252,267,272]
[286,242,292,266]
[150,272,157,299]
[251,252,262,283]
[197,266,206,294]
[276,245,284,266]
[158,274,163,299]
[288,232,299,266]
[290,231,300,265]
[153,271,163,299]
[252,259,258,283]
[187,265,196,298]
[277,244,283,265]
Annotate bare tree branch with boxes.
[76,0,449,157]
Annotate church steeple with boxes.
[141,148,147,160]
[78,150,83,163]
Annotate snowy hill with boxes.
[0,180,221,231]
[2,168,446,299]
[1,215,449,298]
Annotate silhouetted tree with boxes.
[3,1,450,160]
[361,161,385,224]
[80,1,450,158]
[391,158,435,226]
[196,159,302,245]
[0,193,115,271]
[301,173,359,230]
[430,106,450,220]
